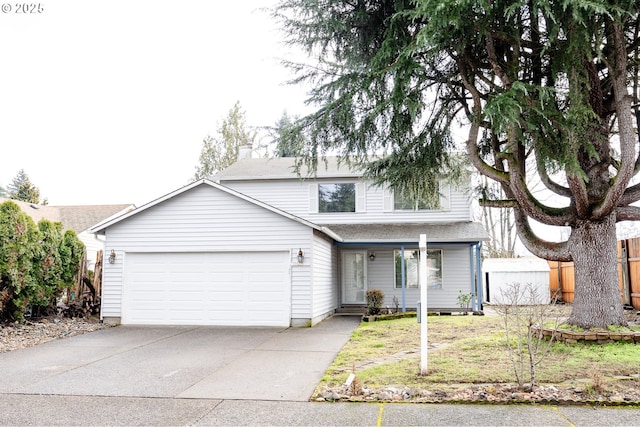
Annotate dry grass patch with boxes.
[318,312,640,391]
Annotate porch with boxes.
[325,222,490,313]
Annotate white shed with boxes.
[483,257,550,304]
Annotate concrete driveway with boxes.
[0,315,360,402]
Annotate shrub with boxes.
[366,289,385,315]
[0,201,85,321]
[0,201,42,321]
[33,220,64,313]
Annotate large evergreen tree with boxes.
[274,0,640,328]
[7,169,44,204]
[269,111,300,157]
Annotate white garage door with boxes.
[123,252,291,326]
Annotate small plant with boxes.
[349,363,362,396]
[457,291,475,312]
[366,289,385,315]
[587,365,606,394]
[392,296,400,313]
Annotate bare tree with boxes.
[494,283,560,390]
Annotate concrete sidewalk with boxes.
[1,394,639,426]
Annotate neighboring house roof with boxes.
[324,222,490,244]
[214,157,364,181]
[56,205,134,233]
[0,197,133,233]
[90,179,344,242]
[483,257,550,272]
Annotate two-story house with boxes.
[92,156,489,327]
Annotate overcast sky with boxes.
[0,0,309,206]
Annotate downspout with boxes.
[401,244,406,312]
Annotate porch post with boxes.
[469,245,475,310]
[401,244,406,312]
[475,242,483,311]
[419,234,428,375]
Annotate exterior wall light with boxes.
[297,249,304,264]
[108,250,117,264]
[369,252,376,261]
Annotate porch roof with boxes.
[324,222,490,245]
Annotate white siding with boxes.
[311,232,338,322]
[223,178,472,225]
[101,184,319,322]
[366,245,472,309]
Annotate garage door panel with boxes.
[123,252,290,326]
[131,293,165,303]
[207,290,243,300]
[248,290,286,301]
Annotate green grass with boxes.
[318,314,640,390]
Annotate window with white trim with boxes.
[318,183,356,213]
[394,249,443,289]
[393,184,441,211]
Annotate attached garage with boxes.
[92,180,341,327]
[123,252,290,326]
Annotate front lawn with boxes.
[316,313,640,401]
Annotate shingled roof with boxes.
[0,198,133,233]
[214,157,364,181]
[324,222,490,244]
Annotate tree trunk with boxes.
[567,213,626,328]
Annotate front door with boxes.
[341,251,367,304]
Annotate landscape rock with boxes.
[0,316,112,353]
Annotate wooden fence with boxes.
[549,238,640,310]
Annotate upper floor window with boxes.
[394,188,440,211]
[319,183,355,213]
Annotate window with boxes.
[394,249,442,289]
[319,183,356,213]
[393,185,440,211]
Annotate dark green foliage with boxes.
[274,0,640,328]
[274,0,460,197]
[0,201,41,321]
[7,169,43,204]
[269,111,300,157]
[60,230,85,287]
[366,289,385,315]
[274,0,640,225]
[0,201,85,321]
[33,220,65,312]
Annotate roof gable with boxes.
[90,179,342,241]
